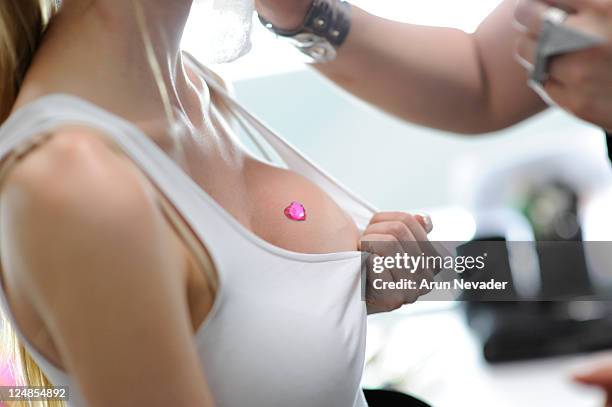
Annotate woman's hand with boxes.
[359,212,439,315]
[255,0,313,30]
[514,0,612,131]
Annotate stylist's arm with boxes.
[514,0,612,131]
[256,0,547,134]
[257,0,612,134]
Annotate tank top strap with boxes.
[0,96,249,392]
[184,53,377,230]
[0,94,252,262]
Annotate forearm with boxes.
[315,3,547,134]
[315,7,491,133]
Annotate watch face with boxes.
[290,33,337,63]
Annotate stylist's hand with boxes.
[514,0,612,131]
[359,212,439,315]
[255,0,313,30]
[574,361,612,406]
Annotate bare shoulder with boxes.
[0,127,187,311]
[0,128,214,406]
[2,128,156,215]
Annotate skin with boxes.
[257,0,612,132]
[0,0,436,405]
[575,363,612,407]
[256,0,612,401]
[515,0,612,130]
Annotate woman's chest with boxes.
[188,152,361,255]
[196,249,367,407]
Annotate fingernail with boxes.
[417,213,433,234]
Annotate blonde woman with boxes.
[0,1,435,406]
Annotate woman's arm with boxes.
[0,131,214,407]
[259,0,547,134]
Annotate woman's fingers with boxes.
[360,211,446,313]
[369,211,433,237]
[359,232,405,260]
[415,213,434,234]
[362,221,420,254]
[363,255,409,311]
[365,212,441,272]
[367,212,441,264]
[361,234,412,310]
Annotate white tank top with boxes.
[0,56,376,407]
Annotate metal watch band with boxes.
[259,0,352,48]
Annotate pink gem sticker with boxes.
[284,201,307,222]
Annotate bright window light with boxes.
[183,1,503,81]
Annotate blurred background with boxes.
[0,2,610,406]
[185,0,607,212]
[180,1,611,407]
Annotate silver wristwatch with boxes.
[259,0,352,63]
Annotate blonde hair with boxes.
[0,1,57,123]
[0,1,65,403]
